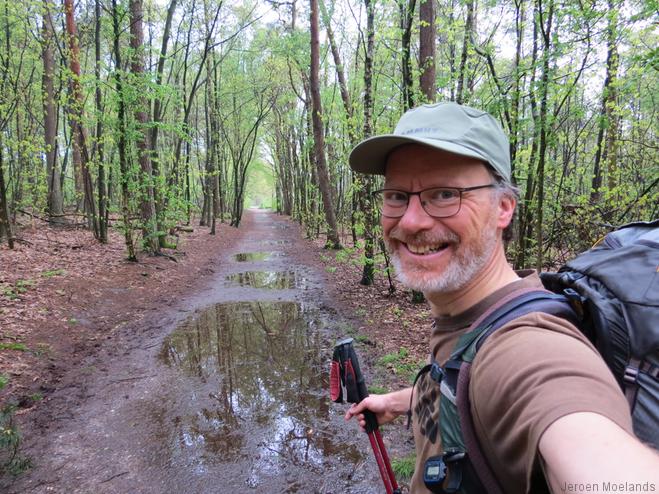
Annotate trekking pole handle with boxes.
[333,338,379,433]
[331,338,401,494]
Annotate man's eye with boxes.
[384,191,408,202]
[429,189,458,201]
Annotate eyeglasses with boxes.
[372,184,496,218]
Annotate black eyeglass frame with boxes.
[372,184,496,219]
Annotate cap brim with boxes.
[349,134,490,175]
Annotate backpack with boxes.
[415,220,659,494]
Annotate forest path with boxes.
[7,210,382,494]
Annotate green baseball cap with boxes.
[349,102,511,182]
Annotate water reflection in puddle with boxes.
[160,302,364,490]
[233,251,282,262]
[260,240,290,246]
[225,271,307,289]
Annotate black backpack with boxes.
[417,220,659,494]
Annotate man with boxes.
[344,102,658,493]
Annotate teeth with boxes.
[407,243,447,255]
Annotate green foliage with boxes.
[245,160,275,209]
[334,248,352,264]
[379,348,409,366]
[40,269,66,278]
[29,393,43,403]
[378,348,425,382]
[0,404,31,477]
[0,0,656,312]
[15,280,34,291]
[391,453,416,482]
[1,289,18,301]
[2,279,35,300]
[0,343,27,352]
[354,334,371,344]
[367,385,388,395]
[0,375,31,477]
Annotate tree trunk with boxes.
[534,0,553,271]
[111,0,137,261]
[319,0,356,145]
[591,0,619,206]
[399,0,416,110]
[309,0,341,249]
[185,140,192,224]
[359,0,376,285]
[129,0,159,254]
[202,69,213,227]
[42,0,63,219]
[94,0,107,242]
[204,0,220,232]
[456,0,473,104]
[509,0,526,178]
[0,137,13,249]
[151,0,177,245]
[64,0,99,238]
[515,6,539,269]
[320,0,360,250]
[419,0,436,102]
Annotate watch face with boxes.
[426,465,441,477]
[424,457,446,483]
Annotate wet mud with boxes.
[7,210,385,494]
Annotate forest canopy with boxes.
[0,0,656,271]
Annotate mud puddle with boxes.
[233,251,283,262]
[260,240,290,246]
[225,271,308,289]
[158,301,369,492]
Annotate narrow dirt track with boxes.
[5,210,390,494]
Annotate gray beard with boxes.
[387,222,498,294]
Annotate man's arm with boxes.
[344,387,413,430]
[539,412,659,492]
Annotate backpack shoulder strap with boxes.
[452,288,579,361]
[441,287,579,493]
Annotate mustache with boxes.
[387,227,460,246]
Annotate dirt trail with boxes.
[5,210,389,494]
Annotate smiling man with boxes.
[344,102,658,493]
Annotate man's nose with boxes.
[396,194,435,232]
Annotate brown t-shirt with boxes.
[409,271,633,493]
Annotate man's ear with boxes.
[497,194,516,230]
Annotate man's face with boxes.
[382,144,506,294]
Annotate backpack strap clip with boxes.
[623,358,642,408]
[623,363,639,385]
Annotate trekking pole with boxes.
[330,338,401,494]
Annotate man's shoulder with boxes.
[468,312,632,494]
